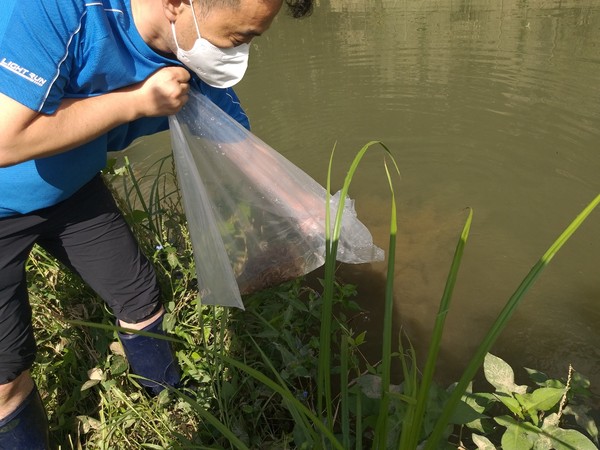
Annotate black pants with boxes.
[0,175,161,384]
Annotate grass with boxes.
[27,147,600,449]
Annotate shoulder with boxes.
[0,1,91,110]
[0,0,89,51]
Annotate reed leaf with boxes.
[373,159,400,448]
[66,319,185,344]
[397,334,419,450]
[402,208,473,448]
[341,334,351,449]
[355,386,363,450]
[318,141,399,431]
[425,192,600,449]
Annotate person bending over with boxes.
[0,0,313,447]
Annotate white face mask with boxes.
[171,0,250,88]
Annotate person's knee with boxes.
[0,329,37,390]
[0,266,37,400]
[0,370,34,419]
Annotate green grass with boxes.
[27,149,600,449]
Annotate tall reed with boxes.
[58,145,598,448]
[318,141,399,439]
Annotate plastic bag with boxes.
[169,89,384,309]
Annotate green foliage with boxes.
[460,354,599,450]
[27,150,600,449]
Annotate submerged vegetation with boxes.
[28,147,599,449]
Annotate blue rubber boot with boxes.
[118,314,181,396]
[0,386,50,450]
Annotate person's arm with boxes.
[0,66,190,168]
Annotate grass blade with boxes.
[220,354,344,450]
[403,208,473,448]
[425,193,600,449]
[172,388,250,450]
[318,141,399,432]
[373,160,400,449]
[341,334,351,449]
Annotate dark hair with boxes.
[285,0,313,18]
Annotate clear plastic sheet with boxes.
[169,90,384,309]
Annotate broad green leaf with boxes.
[534,437,555,450]
[472,433,496,450]
[542,412,560,428]
[109,355,128,376]
[497,415,548,449]
[166,248,180,268]
[533,433,554,450]
[524,367,549,386]
[528,387,565,411]
[449,399,486,425]
[355,374,383,399]
[462,391,497,414]
[484,353,527,394]
[571,371,592,392]
[495,392,524,419]
[543,379,566,389]
[501,424,534,450]
[514,392,547,426]
[162,312,176,333]
[494,414,517,428]
[534,414,558,450]
[463,391,497,433]
[495,414,539,432]
[354,330,367,346]
[130,209,149,224]
[563,404,599,445]
[466,417,488,434]
[543,425,599,450]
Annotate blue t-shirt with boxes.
[0,0,249,218]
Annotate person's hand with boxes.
[127,66,191,118]
[0,67,191,166]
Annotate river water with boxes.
[121,0,600,391]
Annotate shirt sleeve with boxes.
[0,0,81,113]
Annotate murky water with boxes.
[121,0,600,391]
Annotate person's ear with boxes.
[162,0,188,22]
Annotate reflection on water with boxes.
[122,0,600,391]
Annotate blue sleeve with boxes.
[195,79,250,130]
[0,0,81,113]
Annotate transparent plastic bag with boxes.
[169,89,384,309]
